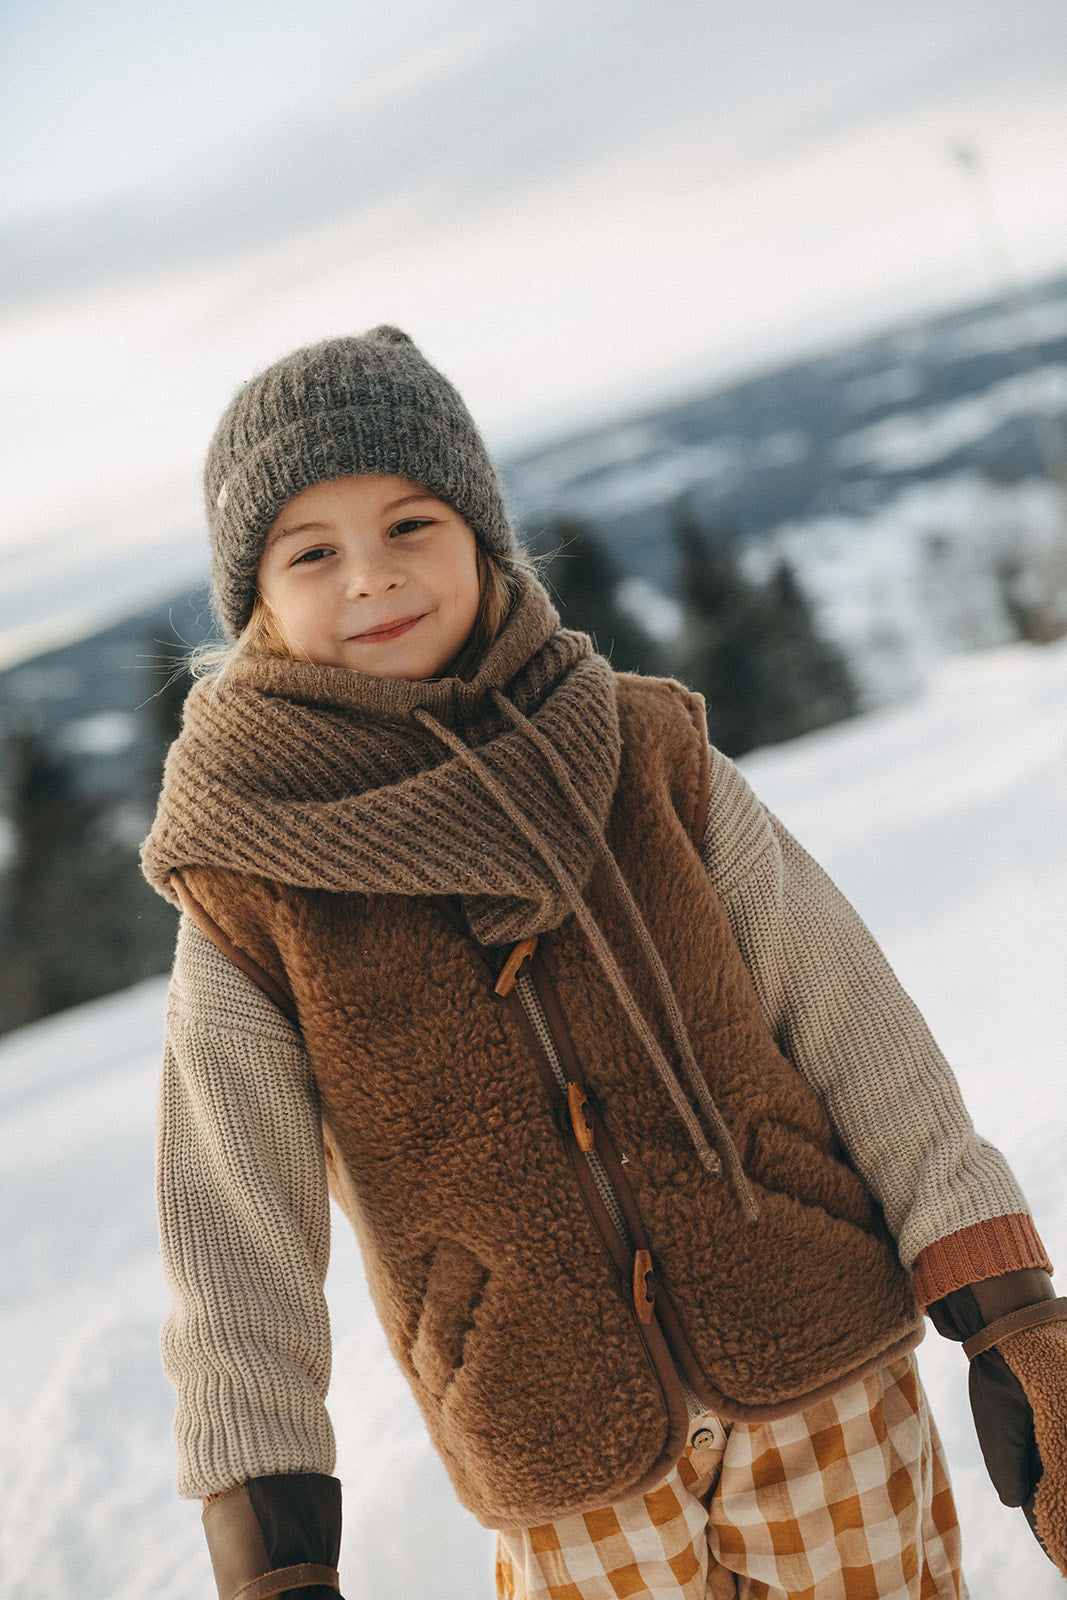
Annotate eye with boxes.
[392,518,431,536]
[291,546,331,565]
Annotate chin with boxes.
[371,658,431,682]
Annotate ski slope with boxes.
[1,636,1065,1599]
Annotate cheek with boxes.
[451,572,481,630]
[426,548,476,614]
[453,548,482,611]
[261,576,327,641]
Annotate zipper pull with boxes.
[633,1249,656,1325]
[494,935,538,996]
[567,1082,595,1152]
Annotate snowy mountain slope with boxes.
[1,637,1066,1599]
[4,51,1067,673]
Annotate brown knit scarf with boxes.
[141,565,756,1214]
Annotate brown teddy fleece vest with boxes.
[174,675,923,1529]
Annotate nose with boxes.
[341,544,405,598]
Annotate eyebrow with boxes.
[266,491,437,549]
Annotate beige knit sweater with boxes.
[156,742,1047,1499]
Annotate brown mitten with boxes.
[929,1271,1067,1570]
[202,1472,343,1599]
[994,1318,1067,1575]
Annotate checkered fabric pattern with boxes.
[495,1356,966,1600]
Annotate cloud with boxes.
[342,7,539,114]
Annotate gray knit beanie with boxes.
[203,325,522,638]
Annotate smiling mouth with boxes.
[350,614,425,642]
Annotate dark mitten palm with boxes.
[929,1286,1040,1506]
[928,1286,1038,1506]
[969,1346,1041,1506]
[931,1282,1067,1575]
[202,1472,344,1600]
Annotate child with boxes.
[141,325,1067,1600]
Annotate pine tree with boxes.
[0,694,179,1037]
[0,726,97,1029]
[760,558,858,739]
[668,499,857,757]
[669,501,766,755]
[540,515,665,676]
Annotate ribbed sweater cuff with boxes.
[912,1213,1052,1306]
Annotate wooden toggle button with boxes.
[633,1249,655,1325]
[494,936,539,996]
[567,1082,595,1152]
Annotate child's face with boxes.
[257,474,482,679]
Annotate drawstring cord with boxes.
[411,698,759,1222]
[489,690,758,1223]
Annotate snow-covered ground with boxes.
[1,636,1065,1599]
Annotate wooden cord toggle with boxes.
[494,936,539,996]
[567,1082,596,1152]
[633,1249,656,1325]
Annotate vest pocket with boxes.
[411,1239,490,1399]
[748,1118,874,1229]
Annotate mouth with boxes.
[350,613,425,642]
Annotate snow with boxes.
[2,637,1066,1598]
[743,471,1067,705]
[616,577,685,644]
[58,711,140,758]
[834,363,1067,473]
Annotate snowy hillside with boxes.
[1,637,1066,1599]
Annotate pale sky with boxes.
[3,0,1066,295]
[0,0,451,220]
[2,0,1067,663]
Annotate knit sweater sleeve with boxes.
[700,741,1051,1306]
[156,911,336,1498]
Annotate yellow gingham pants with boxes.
[495,1356,966,1600]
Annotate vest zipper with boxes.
[513,966,708,1421]
[429,897,702,1434]
[513,968,633,1251]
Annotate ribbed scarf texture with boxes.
[141,564,757,1209]
[141,567,622,946]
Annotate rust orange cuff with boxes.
[912,1213,1052,1307]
